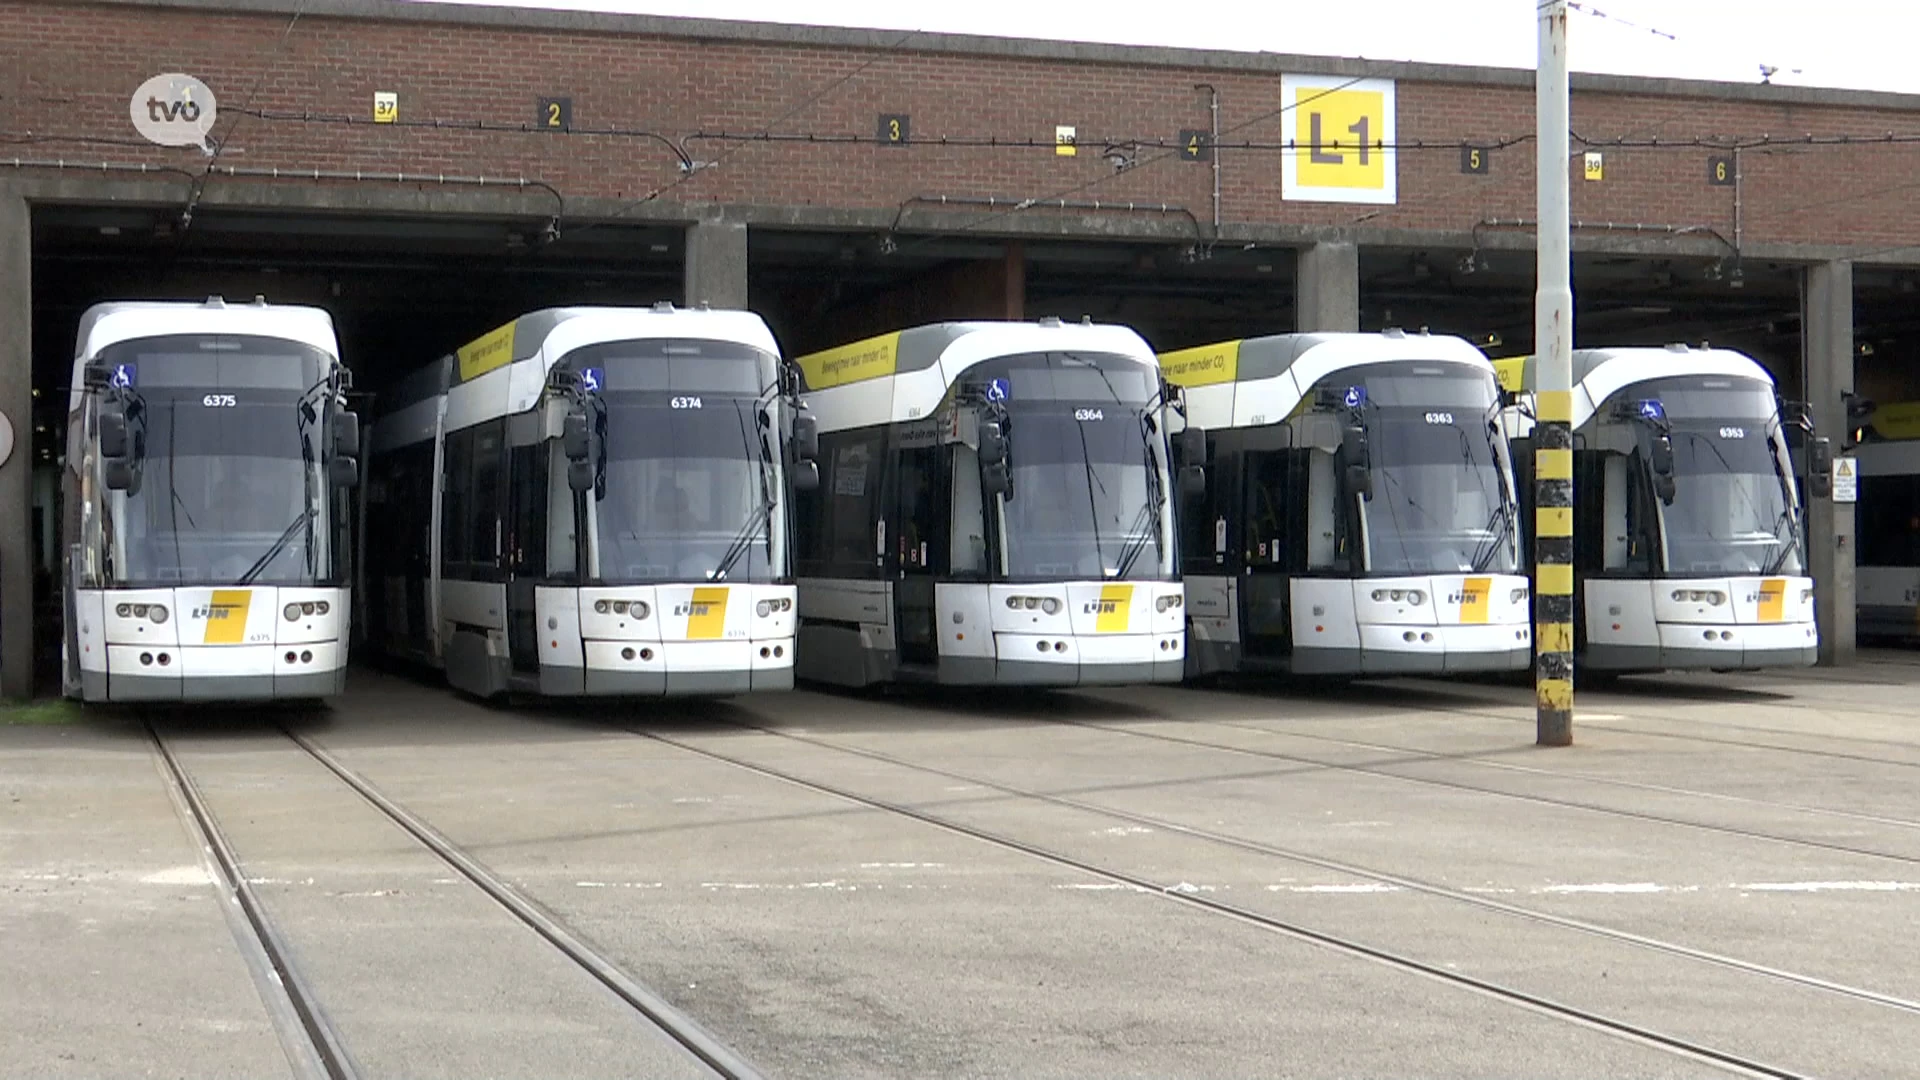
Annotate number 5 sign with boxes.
[1281,74,1396,205]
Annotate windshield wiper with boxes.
[1468,501,1516,572]
[712,398,775,582]
[237,507,317,585]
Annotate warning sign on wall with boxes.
[1832,457,1858,503]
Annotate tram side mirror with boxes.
[792,409,819,462]
[332,408,360,456]
[103,457,135,492]
[1651,433,1675,477]
[562,409,592,461]
[330,455,360,489]
[1808,436,1834,498]
[982,459,1011,498]
[1178,464,1207,502]
[978,419,1007,466]
[98,407,129,460]
[567,458,596,493]
[1654,472,1677,504]
[1177,426,1207,466]
[790,458,820,492]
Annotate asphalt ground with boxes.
[5,651,1919,1079]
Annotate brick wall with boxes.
[5,1,1920,252]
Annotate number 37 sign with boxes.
[1281,74,1397,205]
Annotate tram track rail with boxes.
[628,720,1828,1080]
[150,720,767,1080]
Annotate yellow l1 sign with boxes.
[1282,75,1396,205]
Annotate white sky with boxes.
[403,0,1915,95]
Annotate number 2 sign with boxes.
[1281,74,1397,205]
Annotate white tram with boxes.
[60,297,359,703]
[1164,330,1532,677]
[1851,434,1920,639]
[361,303,818,698]
[1497,344,1827,673]
[789,318,1195,687]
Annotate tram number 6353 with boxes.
[202,393,237,407]
[1719,426,1746,439]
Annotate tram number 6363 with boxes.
[202,393,237,407]
[1424,411,1455,425]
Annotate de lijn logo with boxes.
[130,74,217,153]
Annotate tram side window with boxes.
[441,428,473,570]
[467,420,506,582]
[1859,474,1920,567]
[507,441,550,578]
[799,430,882,577]
[893,444,947,573]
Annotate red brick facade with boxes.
[4,0,1919,254]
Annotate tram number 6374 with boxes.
[670,396,704,410]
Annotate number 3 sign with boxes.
[1281,74,1397,205]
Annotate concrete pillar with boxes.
[1295,241,1360,332]
[1804,259,1855,667]
[683,218,749,310]
[0,188,30,700]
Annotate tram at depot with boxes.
[1163,329,1532,677]
[60,297,360,703]
[1496,344,1828,674]
[361,303,818,699]
[1849,425,1920,640]
[789,318,1193,688]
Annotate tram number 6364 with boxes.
[1074,408,1105,421]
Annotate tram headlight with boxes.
[633,601,650,619]
[116,603,132,618]
[595,600,611,614]
[1041,598,1061,615]
[148,605,168,624]
[1154,595,1182,612]
[1389,590,1405,602]
[314,601,329,616]
[1406,590,1426,605]
[1801,588,1813,603]
[1510,587,1529,604]
[1370,590,1386,602]
[757,600,772,617]
[285,603,302,622]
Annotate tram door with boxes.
[891,438,946,667]
[504,439,549,673]
[1241,446,1298,660]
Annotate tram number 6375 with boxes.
[202,393,237,407]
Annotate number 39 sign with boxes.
[1281,74,1397,205]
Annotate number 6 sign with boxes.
[1281,74,1397,205]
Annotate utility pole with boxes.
[1534,0,1575,747]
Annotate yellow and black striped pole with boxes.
[1534,0,1574,746]
[1533,387,1575,745]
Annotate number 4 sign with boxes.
[1281,74,1397,205]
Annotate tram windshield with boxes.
[89,335,337,588]
[1629,377,1802,576]
[969,351,1175,582]
[1335,365,1519,576]
[566,339,789,584]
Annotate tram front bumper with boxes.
[1584,620,1818,673]
[567,637,795,697]
[1346,623,1534,675]
[977,631,1185,687]
[97,641,346,702]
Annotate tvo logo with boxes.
[130,74,217,151]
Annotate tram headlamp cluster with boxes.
[1155,595,1184,612]
[1005,595,1063,615]
[594,599,651,619]
[1369,589,1426,605]
[756,598,793,617]
[1510,587,1529,604]
[117,603,169,624]
[283,601,330,621]
[1671,589,1727,606]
